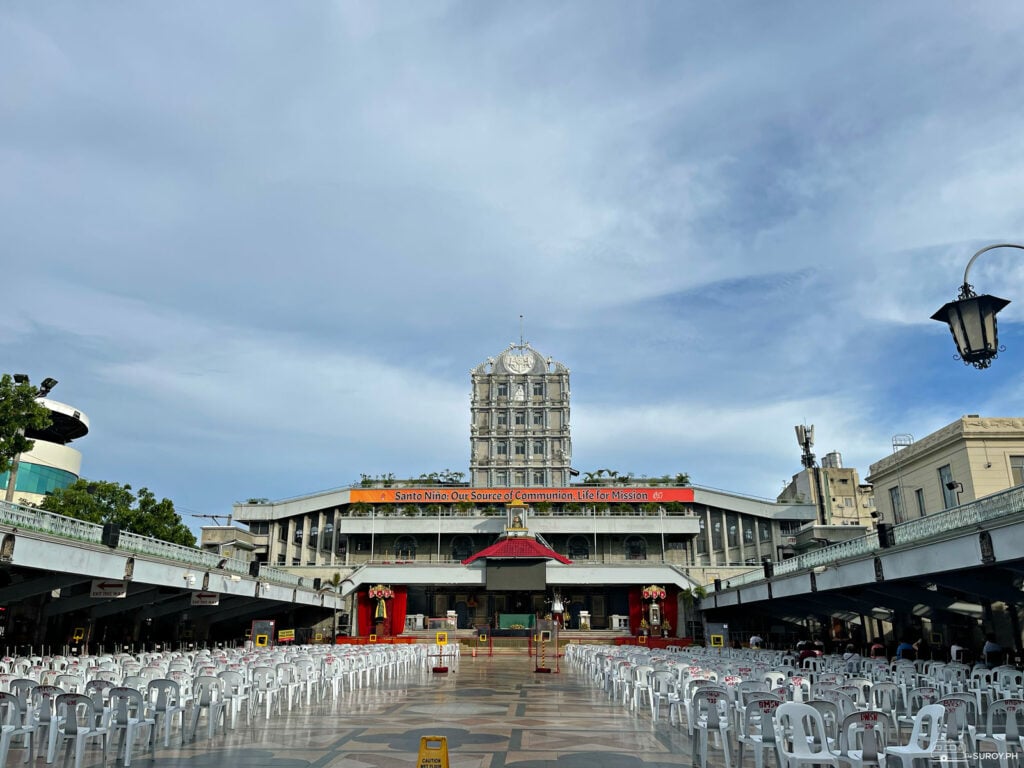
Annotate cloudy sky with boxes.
[4,3,1024,531]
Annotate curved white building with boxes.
[1,397,89,506]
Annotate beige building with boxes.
[867,415,1024,524]
[469,343,572,487]
[778,451,877,528]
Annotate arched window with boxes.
[394,536,416,560]
[625,535,647,561]
[451,536,474,562]
[568,536,590,560]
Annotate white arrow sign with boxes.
[190,592,220,606]
[90,579,127,599]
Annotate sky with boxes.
[4,2,1024,533]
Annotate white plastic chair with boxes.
[975,697,1024,768]
[937,692,979,763]
[274,663,301,711]
[186,676,226,742]
[105,686,156,767]
[692,686,734,768]
[884,703,945,768]
[27,684,62,762]
[216,670,250,728]
[145,678,183,747]
[736,694,783,768]
[0,690,34,766]
[834,710,892,768]
[48,693,107,768]
[774,701,843,768]
[649,670,680,722]
[249,666,281,720]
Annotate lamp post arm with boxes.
[962,243,1024,297]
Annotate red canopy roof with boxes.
[462,536,572,564]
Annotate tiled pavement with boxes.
[56,651,697,768]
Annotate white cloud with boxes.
[3,2,1024,523]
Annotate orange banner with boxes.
[348,487,694,504]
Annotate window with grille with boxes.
[624,535,647,560]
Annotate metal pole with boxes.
[660,506,666,563]
[813,466,828,526]
[962,243,1024,289]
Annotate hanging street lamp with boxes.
[931,243,1021,369]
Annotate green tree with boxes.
[39,479,196,547]
[0,374,52,476]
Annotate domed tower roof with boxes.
[471,342,569,376]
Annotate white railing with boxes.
[258,565,303,586]
[0,499,302,586]
[717,484,1024,590]
[117,530,250,575]
[0,500,103,543]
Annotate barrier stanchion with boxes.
[432,632,449,673]
[535,629,552,673]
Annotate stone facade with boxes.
[867,416,1024,524]
[469,343,572,487]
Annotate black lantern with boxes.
[932,243,1021,369]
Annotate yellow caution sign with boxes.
[278,629,295,643]
[435,631,448,646]
[417,735,449,768]
[710,634,724,647]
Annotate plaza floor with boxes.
[77,651,695,768]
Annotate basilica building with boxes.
[227,342,816,638]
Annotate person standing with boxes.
[982,633,1003,667]
[869,637,886,659]
[895,637,916,661]
[950,639,967,663]
[749,633,763,649]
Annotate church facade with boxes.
[227,342,816,638]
